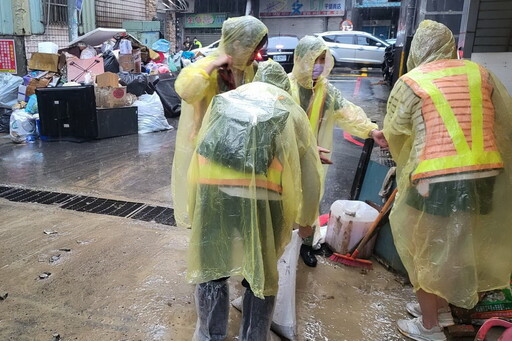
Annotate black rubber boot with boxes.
[300,244,317,267]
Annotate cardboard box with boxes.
[26,77,51,97]
[66,56,104,83]
[95,86,135,109]
[96,72,119,88]
[118,54,135,73]
[28,53,60,72]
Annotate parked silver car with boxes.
[315,31,389,67]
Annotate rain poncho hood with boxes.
[385,20,512,309]
[172,16,268,228]
[289,36,378,178]
[291,36,334,89]
[186,73,322,298]
[254,60,291,93]
[407,20,457,71]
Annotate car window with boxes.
[356,36,382,46]
[268,36,299,49]
[211,41,219,48]
[321,35,337,43]
[335,35,353,44]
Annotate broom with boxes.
[329,188,398,269]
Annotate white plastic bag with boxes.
[10,109,36,143]
[38,42,58,54]
[0,73,23,109]
[119,39,133,55]
[271,229,301,340]
[133,93,173,134]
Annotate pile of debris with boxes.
[0,28,182,143]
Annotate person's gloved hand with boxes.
[317,146,333,164]
[370,129,389,148]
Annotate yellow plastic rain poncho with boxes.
[172,16,268,228]
[289,36,378,174]
[384,20,512,309]
[186,61,323,299]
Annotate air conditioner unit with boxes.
[183,0,194,13]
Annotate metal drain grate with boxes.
[0,186,175,226]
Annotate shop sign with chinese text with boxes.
[184,13,227,28]
[260,0,346,17]
[0,39,17,73]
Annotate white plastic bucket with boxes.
[325,200,379,259]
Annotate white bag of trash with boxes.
[0,73,23,109]
[231,229,301,340]
[10,109,36,143]
[133,93,173,134]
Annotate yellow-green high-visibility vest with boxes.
[402,59,503,181]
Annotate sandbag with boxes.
[118,72,149,97]
[0,73,23,109]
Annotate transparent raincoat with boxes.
[172,16,268,228]
[186,61,323,299]
[384,20,512,309]
[289,35,378,175]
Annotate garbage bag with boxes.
[150,76,181,118]
[0,73,23,109]
[0,108,12,133]
[118,72,149,97]
[10,109,36,143]
[133,93,173,134]
[103,50,120,73]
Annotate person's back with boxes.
[384,19,512,341]
[186,60,322,340]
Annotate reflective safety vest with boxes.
[290,78,327,137]
[402,59,503,181]
[196,155,283,194]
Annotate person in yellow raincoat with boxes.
[384,20,512,341]
[288,36,389,267]
[172,16,268,228]
[187,60,323,340]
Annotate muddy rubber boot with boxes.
[239,285,276,341]
[193,279,230,341]
[300,244,317,267]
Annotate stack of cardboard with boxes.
[94,72,136,108]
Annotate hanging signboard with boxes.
[260,0,345,17]
[184,13,227,28]
[0,39,17,73]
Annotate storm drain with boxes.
[0,186,175,226]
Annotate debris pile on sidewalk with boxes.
[0,28,182,143]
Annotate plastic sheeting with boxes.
[172,16,268,228]
[289,36,378,176]
[186,75,322,299]
[384,20,512,309]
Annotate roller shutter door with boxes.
[262,17,326,39]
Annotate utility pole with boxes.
[68,0,79,41]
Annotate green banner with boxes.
[184,13,227,28]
